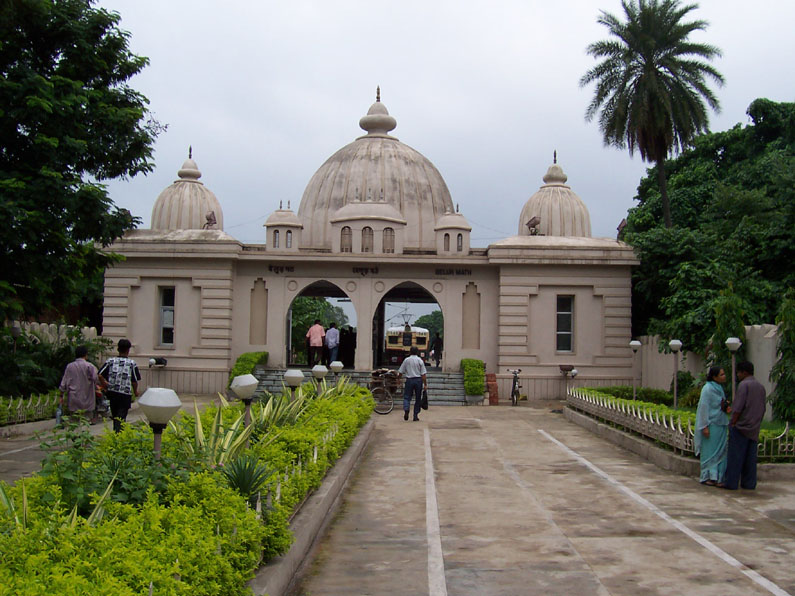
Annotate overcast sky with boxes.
[97,0,795,246]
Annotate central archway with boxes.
[372,281,443,368]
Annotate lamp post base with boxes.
[150,422,167,459]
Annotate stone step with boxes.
[253,367,469,405]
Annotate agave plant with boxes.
[221,454,274,508]
[168,394,253,467]
[250,390,308,435]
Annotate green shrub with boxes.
[460,359,485,395]
[0,324,111,398]
[0,380,374,591]
[228,351,269,386]
[591,385,674,406]
[669,370,696,397]
[679,385,703,408]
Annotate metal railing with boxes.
[567,388,793,461]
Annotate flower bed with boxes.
[0,378,374,594]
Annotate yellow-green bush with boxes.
[0,382,373,593]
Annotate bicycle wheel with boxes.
[371,386,394,415]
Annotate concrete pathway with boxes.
[291,405,795,596]
[0,393,220,485]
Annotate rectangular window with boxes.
[160,287,175,345]
[556,295,573,352]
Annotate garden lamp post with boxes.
[284,369,304,400]
[629,340,641,400]
[138,388,182,459]
[329,360,344,384]
[725,336,742,402]
[669,339,682,409]
[559,364,574,398]
[230,373,259,427]
[311,364,329,389]
[11,322,21,355]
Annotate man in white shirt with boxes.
[398,346,427,421]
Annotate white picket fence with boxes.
[9,320,99,343]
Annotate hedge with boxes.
[0,382,373,594]
[460,359,485,395]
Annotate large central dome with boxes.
[297,91,454,251]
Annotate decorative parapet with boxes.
[0,391,60,435]
[567,387,793,461]
[757,424,795,461]
[567,387,694,455]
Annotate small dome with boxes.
[265,205,303,227]
[518,160,591,237]
[435,211,471,231]
[151,154,224,231]
[331,200,406,224]
[298,90,454,250]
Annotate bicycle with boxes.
[369,369,401,414]
[507,369,522,406]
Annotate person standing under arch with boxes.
[306,319,325,367]
[325,322,340,365]
[430,332,443,368]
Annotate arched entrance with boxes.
[286,281,357,368]
[372,281,443,368]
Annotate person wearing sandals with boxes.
[695,366,729,486]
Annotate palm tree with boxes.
[580,0,724,228]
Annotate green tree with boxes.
[624,99,795,351]
[0,0,162,321]
[414,310,444,339]
[580,0,724,227]
[770,288,795,422]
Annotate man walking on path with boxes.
[306,320,325,366]
[325,322,340,365]
[99,339,141,433]
[59,345,99,420]
[398,346,427,421]
[724,360,766,490]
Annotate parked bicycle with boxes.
[369,369,402,414]
[507,369,522,406]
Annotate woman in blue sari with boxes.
[695,366,729,486]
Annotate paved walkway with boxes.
[291,405,795,596]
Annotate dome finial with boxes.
[189,145,192,159]
[553,150,557,164]
[359,91,397,136]
[288,200,291,209]
[279,200,283,209]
